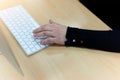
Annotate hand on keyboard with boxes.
[33,20,67,45]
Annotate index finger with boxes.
[33,27,42,33]
[33,24,47,33]
[33,24,52,33]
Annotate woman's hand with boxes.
[33,20,67,45]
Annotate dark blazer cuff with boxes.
[65,27,84,47]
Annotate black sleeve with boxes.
[65,27,120,52]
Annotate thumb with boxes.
[49,19,54,24]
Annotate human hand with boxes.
[33,20,68,45]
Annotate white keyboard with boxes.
[0,5,49,56]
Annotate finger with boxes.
[33,24,49,33]
[34,31,54,37]
[49,19,54,24]
[40,37,55,44]
[33,27,43,33]
[49,19,58,24]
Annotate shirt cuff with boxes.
[65,27,84,47]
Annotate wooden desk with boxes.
[0,0,120,80]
